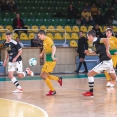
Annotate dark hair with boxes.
[6,31,11,35]
[37,30,46,35]
[79,30,83,33]
[87,30,96,37]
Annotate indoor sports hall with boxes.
[0,0,117,116]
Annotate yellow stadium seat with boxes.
[64,25,72,32]
[31,25,39,32]
[40,25,46,31]
[63,33,71,40]
[99,26,103,32]
[71,33,79,40]
[54,33,63,40]
[29,33,35,40]
[46,33,54,40]
[0,26,5,32]
[20,33,28,40]
[6,25,13,32]
[87,26,93,31]
[70,40,78,47]
[113,26,117,33]
[0,36,2,40]
[80,26,87,32]
[1,33,6,40]
[103,26,107,32]
[12,33,18,40]
[47,25,55,32]
[56,25,64,32]
[72,26,79,32]
[25,25,31,32]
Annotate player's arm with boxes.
[52,45,57,61]
[114,38,117,55]
[100,38,112,58]
[13,48,22,62]
[13,42,22,62]
[39,49,44,58]
[3,51,9,67]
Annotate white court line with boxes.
[0,98,48,117]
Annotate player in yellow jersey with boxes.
[104,28,117,86]
[37,30,62,96]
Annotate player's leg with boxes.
[112,55,117,68]
[40,62,57,96]
[82,70,97,96]
[47,62,62,86]
[16,61,34,79]
[48,74,62,86]
[107,64,116,87]
[109,73,116,86]
[82,61,108,96]
[8,62,23,93]
[104,71,111,86]
[40,71,56,96]
[104,55,117,86]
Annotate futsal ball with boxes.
[29,58,37,66]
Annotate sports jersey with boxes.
[43,36,54,61]
[108,36,117,55]
[93,37,110,62]
[4,39,22,62]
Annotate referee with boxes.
[75,31,88,73]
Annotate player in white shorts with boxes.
[3,31,34,93]
[82,30,116,97]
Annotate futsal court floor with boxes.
[0,73,117,117]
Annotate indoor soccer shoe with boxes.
[82,91,93,97]
[26,68,34,76]
[46,90,56,96]
[106,82,111,87]
[12,89,23,93]
[58,77,62,86]
[110,81,116,87]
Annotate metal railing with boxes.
[12,28,67,46]
[45,29,66,46]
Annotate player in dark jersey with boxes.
[3,31,34,93]
[82,30,116,97]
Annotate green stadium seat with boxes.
[20,12,28,18]
[25,19,33,26]
[57,19,66,26]
[0,13,3,18]
[3,12,11,18]
[42,19,51,26]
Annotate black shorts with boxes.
[79,52,85,59]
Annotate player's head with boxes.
[87,30,96,42]
[37,30,46,40]
[5,31,12,42]
[106,28,114,38]
[16,37,20,42]
[79,31,83,37]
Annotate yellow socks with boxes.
[48,75,59,81]
[104,71,111,81]
[45,78,55,91]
